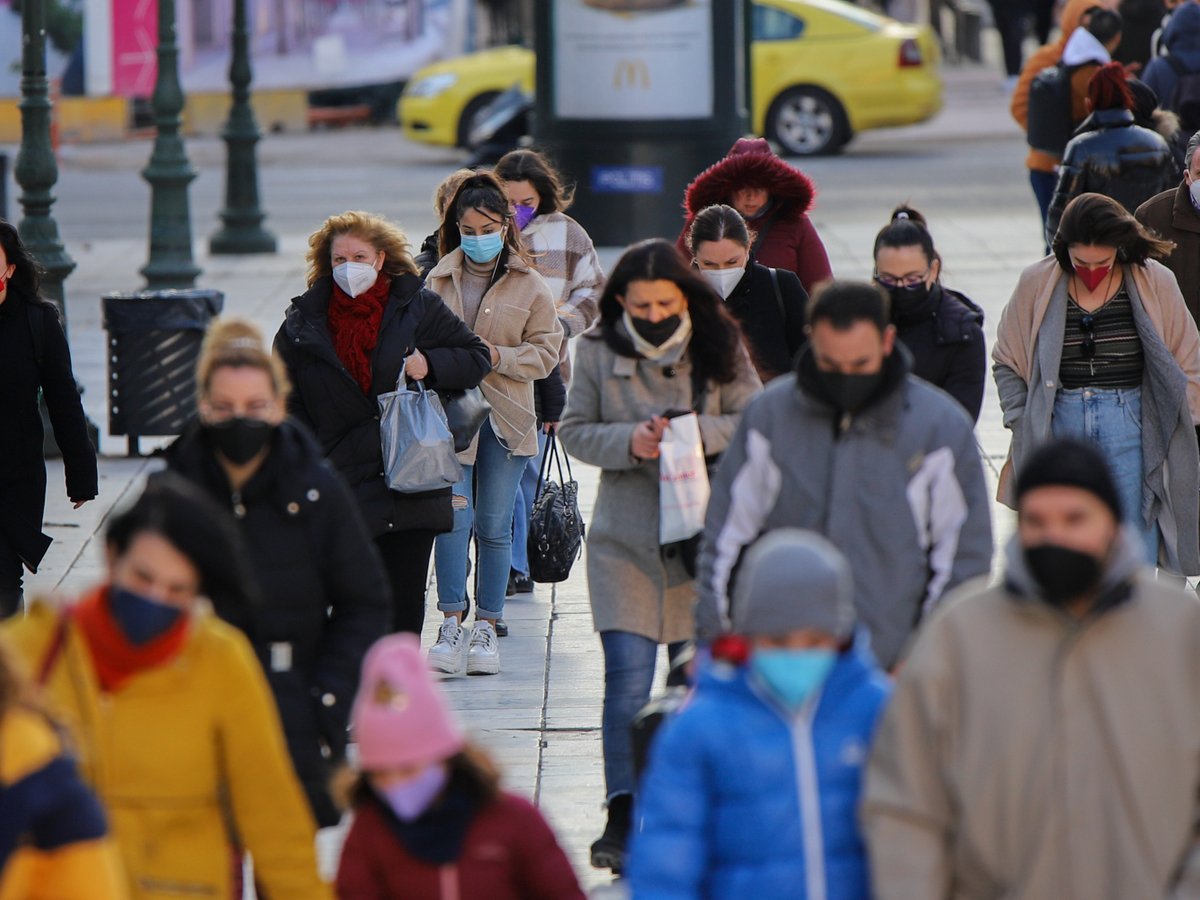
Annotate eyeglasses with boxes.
[1079,313,1096,360]
[874,270,930,289]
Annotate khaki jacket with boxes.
[863,565,1200,900]
[3,599,330,900]
[426,249,563,461]
[1137,182,1200,326]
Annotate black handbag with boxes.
[527,432,585,583]
[441,387,491,453]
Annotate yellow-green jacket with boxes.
[4,599,331,900]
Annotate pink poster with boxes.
[111,0,157,97]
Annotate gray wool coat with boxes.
[558,335,761,644]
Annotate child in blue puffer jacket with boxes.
[628,529,892,899]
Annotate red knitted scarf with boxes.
[72,586,190,692]
[327,274,392,394]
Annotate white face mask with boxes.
[332,261,379,298]
[700,266,745,300]
[1189,178,1200,210]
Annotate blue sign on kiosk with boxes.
[534,1,749,244]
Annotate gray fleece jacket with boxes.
[695,351,994,668]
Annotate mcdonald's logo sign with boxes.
[613,58,651,90]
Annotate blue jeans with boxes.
[510,429,547,578]
[600,630,689,799]
[434,420,529,620]
[1052,387,1158,563]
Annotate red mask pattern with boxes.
[1074,264,1111,292]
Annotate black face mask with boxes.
[1024,544,1103,605]
[881,280,932,314]
[204,417,275,465]
[630,314,683,347]
[817,370,884,413]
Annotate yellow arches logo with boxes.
[613,58,651,89]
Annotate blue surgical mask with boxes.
[109,586,183,646]
[751,648,836,709]
[459,231,505,264]
[380,764,449,822]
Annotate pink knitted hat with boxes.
[351,634,465,770]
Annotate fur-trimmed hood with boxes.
[682,137,816,224]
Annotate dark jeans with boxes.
[600,630,689,799]
[1030,169,1057,251]
[374,529,437,635]
[987,0,1026,77]
[0,537,24,618]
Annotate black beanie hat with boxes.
[1015,438,1123,521]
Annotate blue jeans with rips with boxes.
[433,420,529,620]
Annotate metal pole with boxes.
[210,0,276,255]
[15,0,76,315]
[141,0,201,290]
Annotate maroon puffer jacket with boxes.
[675,137,833,294]
[335,792,585,900]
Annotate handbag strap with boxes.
[535,431,572,497]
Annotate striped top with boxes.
[1059,286,1144,389]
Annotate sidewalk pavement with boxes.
[26,60,1032,895]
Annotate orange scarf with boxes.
[72,586,191,692]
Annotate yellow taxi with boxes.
[400,0,942,156]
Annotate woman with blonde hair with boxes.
[274,211,491,637]
[425,172,562,676]
[164,317,390,827]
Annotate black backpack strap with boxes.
[767,266,786,326]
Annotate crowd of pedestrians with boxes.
[12,5,1200,895]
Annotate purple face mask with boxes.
[514,204,537,231]
[381,764,449,822]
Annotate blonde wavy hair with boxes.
[196,317,291,404]
[305,211,419,287]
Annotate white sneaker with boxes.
[428,618,467,674]
[466,620,501,675]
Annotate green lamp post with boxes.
[141,0,201,289]
[15,0,75,313]
[210,0,276,255]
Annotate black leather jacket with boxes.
[1045,108,1177,246]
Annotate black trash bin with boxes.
[102,289,224,456]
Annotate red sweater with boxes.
[335,792,584,900]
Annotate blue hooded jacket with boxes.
[1143,3,1200,108]
[627,635,891,900]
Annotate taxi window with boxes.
[752,6,807,41]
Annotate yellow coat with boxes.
[3,599,331,900]
[0,703,128,900]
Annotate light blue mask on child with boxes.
[751,648,836,709]
[459,231,504,263]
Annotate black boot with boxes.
[590,793,633,875]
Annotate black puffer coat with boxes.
[274,272,491,536]
[0,291,96,573]
[164,417,391,826]
[892,284,987,423]
[1045,108,1177,245]
[721,260,809,381]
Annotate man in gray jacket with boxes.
[695,281,993,669]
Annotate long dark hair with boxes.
[437,171,529,264]
[686,204,754,254]
[0,220,52,309]
[494,149,574,215]
[594,238,746,386]
[1051,193,1174,269]
[106,471,260,624]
